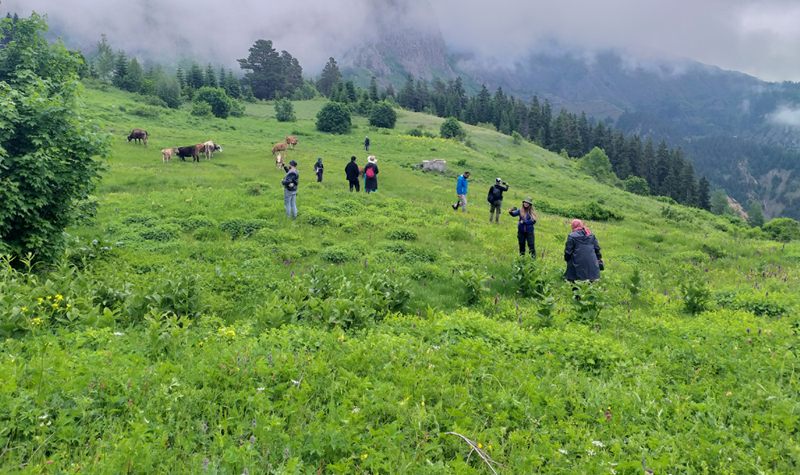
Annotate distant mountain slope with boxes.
[343,31,800,219]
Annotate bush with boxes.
[129,105,161,118]
[0,14,108,264]
[219,219,268,239]
[368,101,397,128]
[193,87,232,118]
[440,116,466,140]
[623,176,650,195]
[274,98,296,122]
[316,102,352,134]
[762,217,800,242]
[191,101,213,117]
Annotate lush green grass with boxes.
[1,84,799,473]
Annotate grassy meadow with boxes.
[1,83,799,473]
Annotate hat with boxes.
[367,155,377,164]
[289,160,298,167]
[496,177,502,183]
[522,197,533,205]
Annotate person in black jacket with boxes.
[314,157,324,183]
[281,160,299,219]
[508,197,537,257]
[364,156,379,193]
[488,178,509,223]
[564,219,603,282]
[344,156,360,192]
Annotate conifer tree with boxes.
[316,57,341,97]
[697,177,712,210]
[369,76,379,102]
[205,64,217,88]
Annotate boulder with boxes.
[421,159,447,173]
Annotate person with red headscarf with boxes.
[564,219,603,282]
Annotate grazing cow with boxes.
[275,153,284,169]
[161,148,176,162]
[176,145,200,162]
[272,142,288,155]
[127,128,148,145]
[202,141,222,160]
[285,135,298,149]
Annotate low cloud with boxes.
[768,105,800,127]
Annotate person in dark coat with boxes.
[344,156,360,192]
[508,197,537,257]
[281,160,299,219]
[364,155,379,193]
[564,219,603,282]
[314,157,324,182]
[488,177,509,223]
[364,136,370,152]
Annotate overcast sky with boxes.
[5,0,800,81]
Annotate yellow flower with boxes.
[37,298,44,304]
[477,442,483,449]
[31,317,43,327]
[51,303,59,309]
[66,304,72,309]
[55,294,64,301]
[21,306,28,313]
[360,453,368,460]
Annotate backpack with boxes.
[487,185,501,203]
[365,166,375,179]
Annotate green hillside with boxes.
[2,83,799,473]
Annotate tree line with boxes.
[392,76,710,209]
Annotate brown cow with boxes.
[272,142,288,155]
[285,135,298,149]
[127,128,148,145]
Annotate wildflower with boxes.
[558,449,568,455]
[20,306,28,313]
[351,407,360,413]
[592,440,605,448]
[113,332,124,336]
[257,387,265,392]
[31,317,44,327]
[477,442,483,449]
[37,297,44,304]
[66,304,72,309]
[360,453,368,460]
[587,449,596,456]
[51,303,59,309]
[55,294,64,301]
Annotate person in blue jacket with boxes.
[508,197,537,257]
[452,171,470,212]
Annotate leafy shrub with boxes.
[368,102,397,128]
[125,273,203,322]
[0,14,108,264]
[459,269,487,305]
[407,128,423,137]
[316,102,352,134]
[175,215,217,231]
[320,247,354,263]
[578,147,619,186]
[274,98,296,122]
[511,257,553,299]
[762,217,800,242]
[155,76,182,108]
[681,274,710,315]
[570,281,607,325]
[661,206,693,223]
[303,213,332,226]
[139,225,179,242]
[573,201,623,221]
[219,219,268,239]
[386,228,418,241]
[440,117,466,140]
[715,291,789,318]
[623,176,650,195]
[511,131,524,145]
[191,100,213,117]
[194,87,232,118]
[229,99,245,117]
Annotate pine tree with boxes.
[205,64,217,88]
[112,51,128,89]
[316,57,341,97]
[188,63,204,89]
[176,67,185,88]
[697,177,712,210]
[747,200,765,227]
[237,39,283,100]
[369,76,379,102]
[476,85,492,124]
[398,76,416,110]
[94,34,115,82]
[654,141,671,195]
[125,57,144,93]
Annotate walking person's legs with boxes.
[290,192,297,218]
[284,189,293,218]
[517,232,526,256]
[526,232,536,258]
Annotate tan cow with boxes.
[275,153,285,169]
[161,148,176,162]
[285,135,298,149]
[272,142,288,155]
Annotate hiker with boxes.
[281,160,299,219]
[364,136,370,152]
[452,171,470,212]
[364,155,379,193]
[487,178,509,223]
[314,157,324,183]
[564,219,603,282]
[508,197,537,257]
[345,155,360,192]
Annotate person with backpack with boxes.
[487,178,509,223]
[452,171,470,212]
[314,157,324,183]
[345,155,360,192]
[508,197,537,257]
[564,219,603,282]
[364,136,370,152]
[364,155,379,193]
[281,160,299,219]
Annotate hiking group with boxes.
[451,170,604,282]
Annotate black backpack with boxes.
[487,185,501,203]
